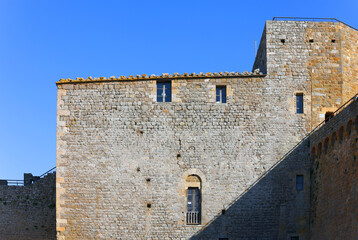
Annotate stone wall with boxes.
[310,99,358,240]
[342,25,358,103]
[264,20,358,126]
[56,19,358,240]
[252,25,267,74]
[0,173,56,240]
[56,73,311,239]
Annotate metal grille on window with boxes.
[157,81,172,102]
[296,93,303,114]
[216,86,227,103]
[186,187,201,224]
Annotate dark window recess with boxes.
[332,39,336,43]
[219,238,229,240]
[157,81,172,102]
[309,39,314,43]
[291,237,299,240]
[186,187,201,225]
[281,39,285,44]
[216,86,227,103]
[325,112,334,122]
[147,203,151,208]
[296,93,304,114]
[296,175,303,191]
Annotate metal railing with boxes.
[186,211,201,225]
[0,166,56,187]
[272,17,358,32]
[0,180,24,186]
[39,166,56,178]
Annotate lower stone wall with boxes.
[191,140,311,240]
[310,100,358,239]
[0,173,56,240]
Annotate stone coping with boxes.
[56,69,265,85]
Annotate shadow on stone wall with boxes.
[190,139,311,240]
[0,172,56,240]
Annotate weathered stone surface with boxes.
[0,173,56,240]
[310,100,358,240]
[55,19,358,240]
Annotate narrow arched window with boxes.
[186,175,201,225]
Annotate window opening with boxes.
[296,93,303,114]
[157,81,171,102]
[325,112,334,122]
[331,39,336,43]
[280,39,285,44]
[296,175,303,191]
[186,187,201,225]
[291,237,299,240]
[216,86,227,103]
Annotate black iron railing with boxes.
[0,166,56,187]
[0,180,24,186]
[39,166,56,178]
[186,211,201,225]
[272,17,358,32]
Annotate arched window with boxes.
[186,175,201,225]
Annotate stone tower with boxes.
[56,19,358,239]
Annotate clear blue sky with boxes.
[0,0,357,179]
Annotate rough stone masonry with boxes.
[55,19,358,239]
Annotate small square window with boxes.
[296,175,303,191]
[157,81,171,102]
[296,93,303,114]
[216,86,227,103]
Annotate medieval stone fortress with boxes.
[0,17,357,240]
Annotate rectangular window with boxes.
[296,93,303,114]
[291,237,299,240]
[216,86,227,103]
[186,187,201,225]
[157,81,171,102]
[296,175,303,191]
